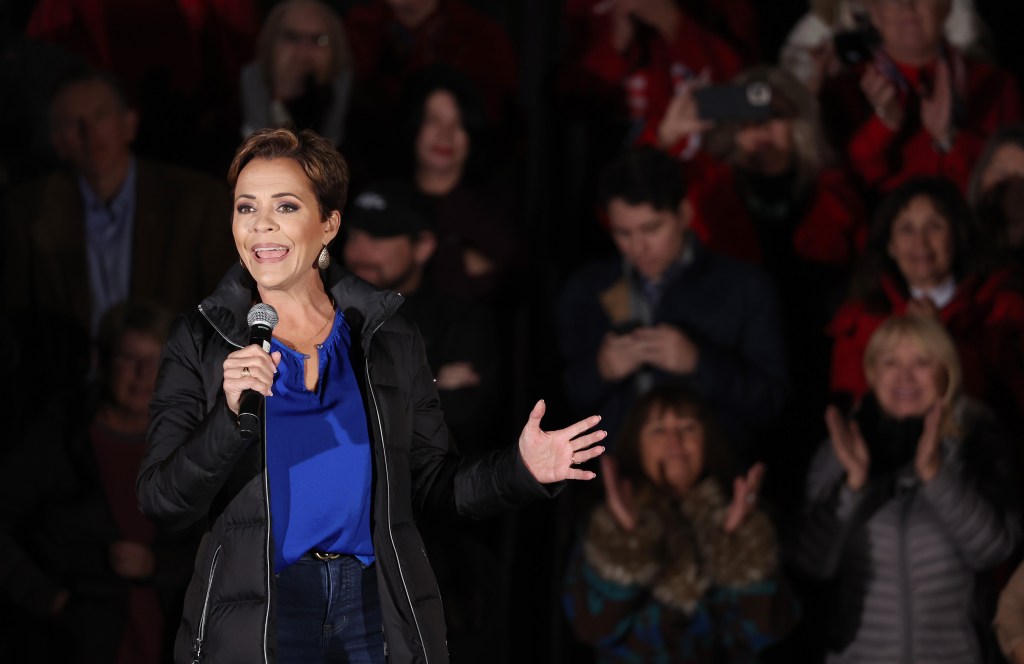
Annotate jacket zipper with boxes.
[364,319,430,663]
[198,304,271,663]
[261,412,271,664]
[192,544,224,664]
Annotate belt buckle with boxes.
[312,550,342,561]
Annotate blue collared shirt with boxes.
[266,311,375,573]
[78,159,137,334]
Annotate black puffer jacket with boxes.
[137,263,555,664]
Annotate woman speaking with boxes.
[136,127,607,664]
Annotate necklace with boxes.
[283,312,332,351]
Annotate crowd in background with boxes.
[4,0,1024,662]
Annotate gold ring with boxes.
[241,366,251,379]
[570,451,577,466]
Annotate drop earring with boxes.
[317,245,330,270]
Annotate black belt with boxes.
[307,550,343,561]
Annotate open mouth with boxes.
[252,245,289,262]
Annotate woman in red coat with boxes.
[828,177,1024,432]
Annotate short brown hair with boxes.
[227,127,349,221]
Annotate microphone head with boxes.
[247,303,279,330]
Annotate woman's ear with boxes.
[324,210,342,244]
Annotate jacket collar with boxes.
[198,262,404,353]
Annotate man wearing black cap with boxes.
[342,180,499,448]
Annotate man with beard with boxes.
[341,180,499,449]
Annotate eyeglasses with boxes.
[279,28,330,48]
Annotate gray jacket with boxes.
[796,403,1021,664]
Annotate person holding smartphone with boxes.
[556,147,788,459]
[818,0,1020,193]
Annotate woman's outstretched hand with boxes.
[518,400,607,484]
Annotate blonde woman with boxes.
[797,315,1021,664]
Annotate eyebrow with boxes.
[234,192,304,201]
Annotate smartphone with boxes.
[694,83,774,122]
[833,27,879,67]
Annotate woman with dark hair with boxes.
[388,66,517,302]
[563,385,798,663]
[0,301,199,663]
[827,177,1024,430]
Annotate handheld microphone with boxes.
[238,303,279,438]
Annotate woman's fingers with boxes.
[571,429,609,452]
[572,443,606,466]
[746,462,766,495]
[849,421,869,460]
[824,405,848,446]
[222,345,278,412]
[559,414,604,443]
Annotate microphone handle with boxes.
[237,323,274,439]
[238,391,262,439]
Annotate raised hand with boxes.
[518,400,607,484]
[723,462,765,533]
[601,455,637,531]
[825,405,870,490]
[657,77,714,149]
[860,63,903,131]
[921,59,955,147]
[915,403,944,483]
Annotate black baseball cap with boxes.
[344,180,431,238]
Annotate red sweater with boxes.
[688,164,867,267]
[828,270,1024,421]
[821,48,1021,192]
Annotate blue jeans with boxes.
[275,555,385,664]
